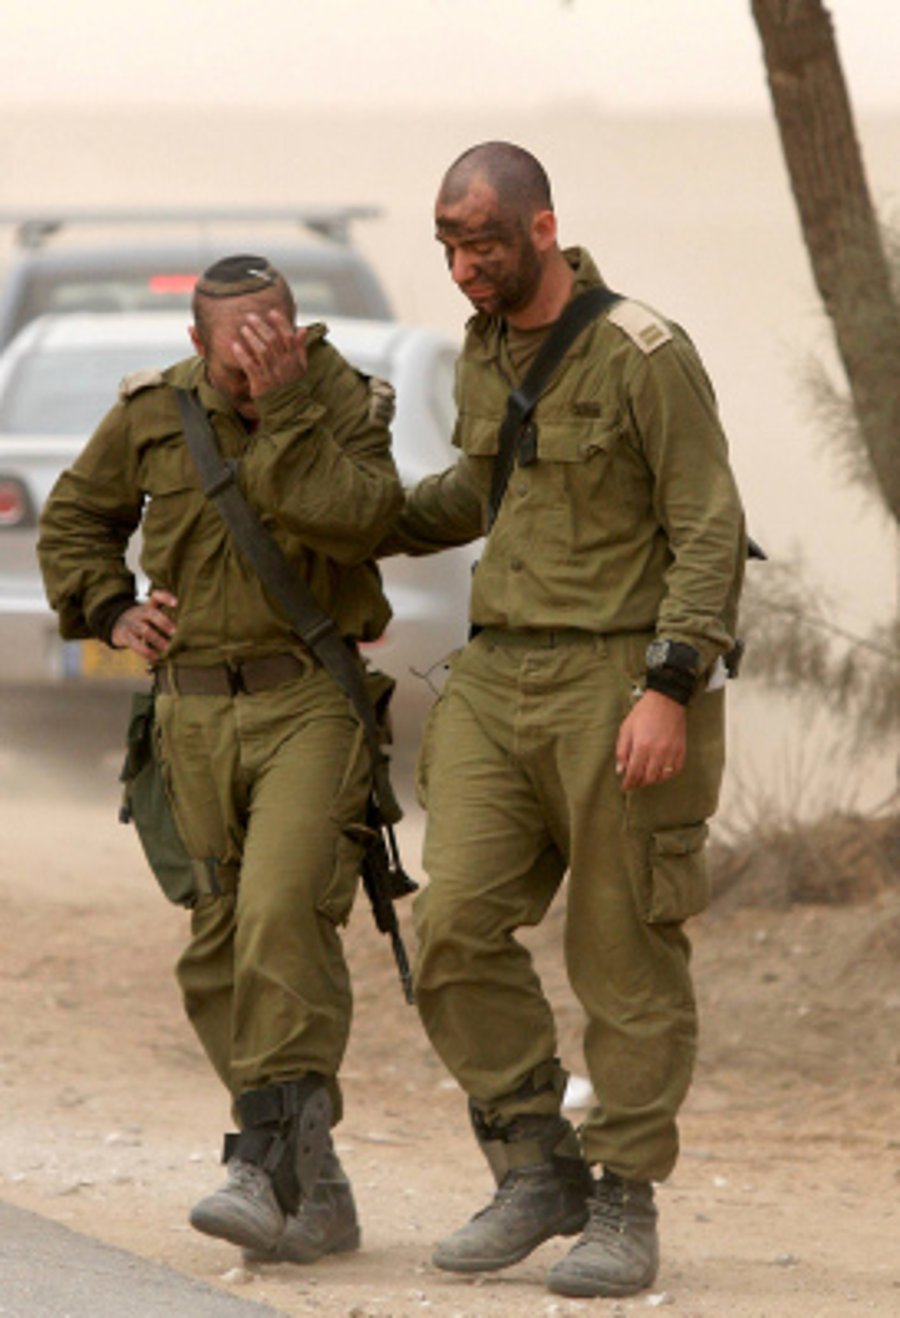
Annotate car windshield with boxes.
[0,345,180,434]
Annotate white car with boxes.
[0,312,477,761]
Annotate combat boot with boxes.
[243,1143,361,1265]
[546,1167,659,1298]
[190,1077,331,1253]
[432,1111,591,1274]
[190,1157,284,1253]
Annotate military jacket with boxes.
[37,326,403,664]
[385,249,746,673]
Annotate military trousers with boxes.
[413,629,726,1183]
[155,661,372,1116]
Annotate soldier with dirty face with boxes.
[380,142,746,1299]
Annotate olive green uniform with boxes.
[38,329,402,1114]
[385,249,745,1182]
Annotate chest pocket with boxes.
[457,413,501,459]
[527,414,649,557]
[139,436,212,572]
[460,409,623,462]
[535,417,619,464]
[140,434,200,498]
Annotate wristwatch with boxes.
[644,638,700,706]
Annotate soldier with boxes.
[37,255,403,1267]
[380,144,746,1298]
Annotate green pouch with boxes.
[119,691,197,907]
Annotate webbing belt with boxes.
[478,627,598,649]
[155,651,316,696]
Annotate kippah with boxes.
[195,254,278,298]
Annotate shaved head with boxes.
[439,142,553,223]
[435,143,570,325]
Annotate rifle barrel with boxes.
[391,931,416,1005]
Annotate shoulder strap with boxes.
[488,285,621,529]
[173,388,401,825]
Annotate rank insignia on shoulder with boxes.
[607,300,672,354]
[119,368,165,400]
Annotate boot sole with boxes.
[432,1209,588,1274]
[245,1224,362,1266]
[546,1269,657,1299]
[545,1254,658,1296]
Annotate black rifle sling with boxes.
[488,285,622,529]
[174,388,401,826]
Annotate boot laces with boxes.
[585,1175,626,1238]
[228,1159,271,1200]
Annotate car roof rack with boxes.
[0,206,382,250]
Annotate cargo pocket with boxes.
[644,823,710,924]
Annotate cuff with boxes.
[255,376,321,429]
[87,593,136,646]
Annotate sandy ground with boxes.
[1,686,898,1318]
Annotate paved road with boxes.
[0,1201,286,1318]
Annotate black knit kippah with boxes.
[195,254,278,298]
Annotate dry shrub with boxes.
[709,810,900,910]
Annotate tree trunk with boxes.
[751,0,900,522]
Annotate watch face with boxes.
[645,639,670,670]
[645,639,700,674]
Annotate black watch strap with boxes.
[645,667,695,706]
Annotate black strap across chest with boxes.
[487,285,621,529]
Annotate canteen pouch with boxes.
[119,690,198,907]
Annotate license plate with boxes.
[63,639,149,681]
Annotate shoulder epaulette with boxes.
[606,300,672,355]
[118,368,166,400]
[366,375,396,426]
[305,322,328,349]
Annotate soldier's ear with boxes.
[531,208,557,254]
[188,325,206,359]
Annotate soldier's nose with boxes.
[451,250,475,285]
